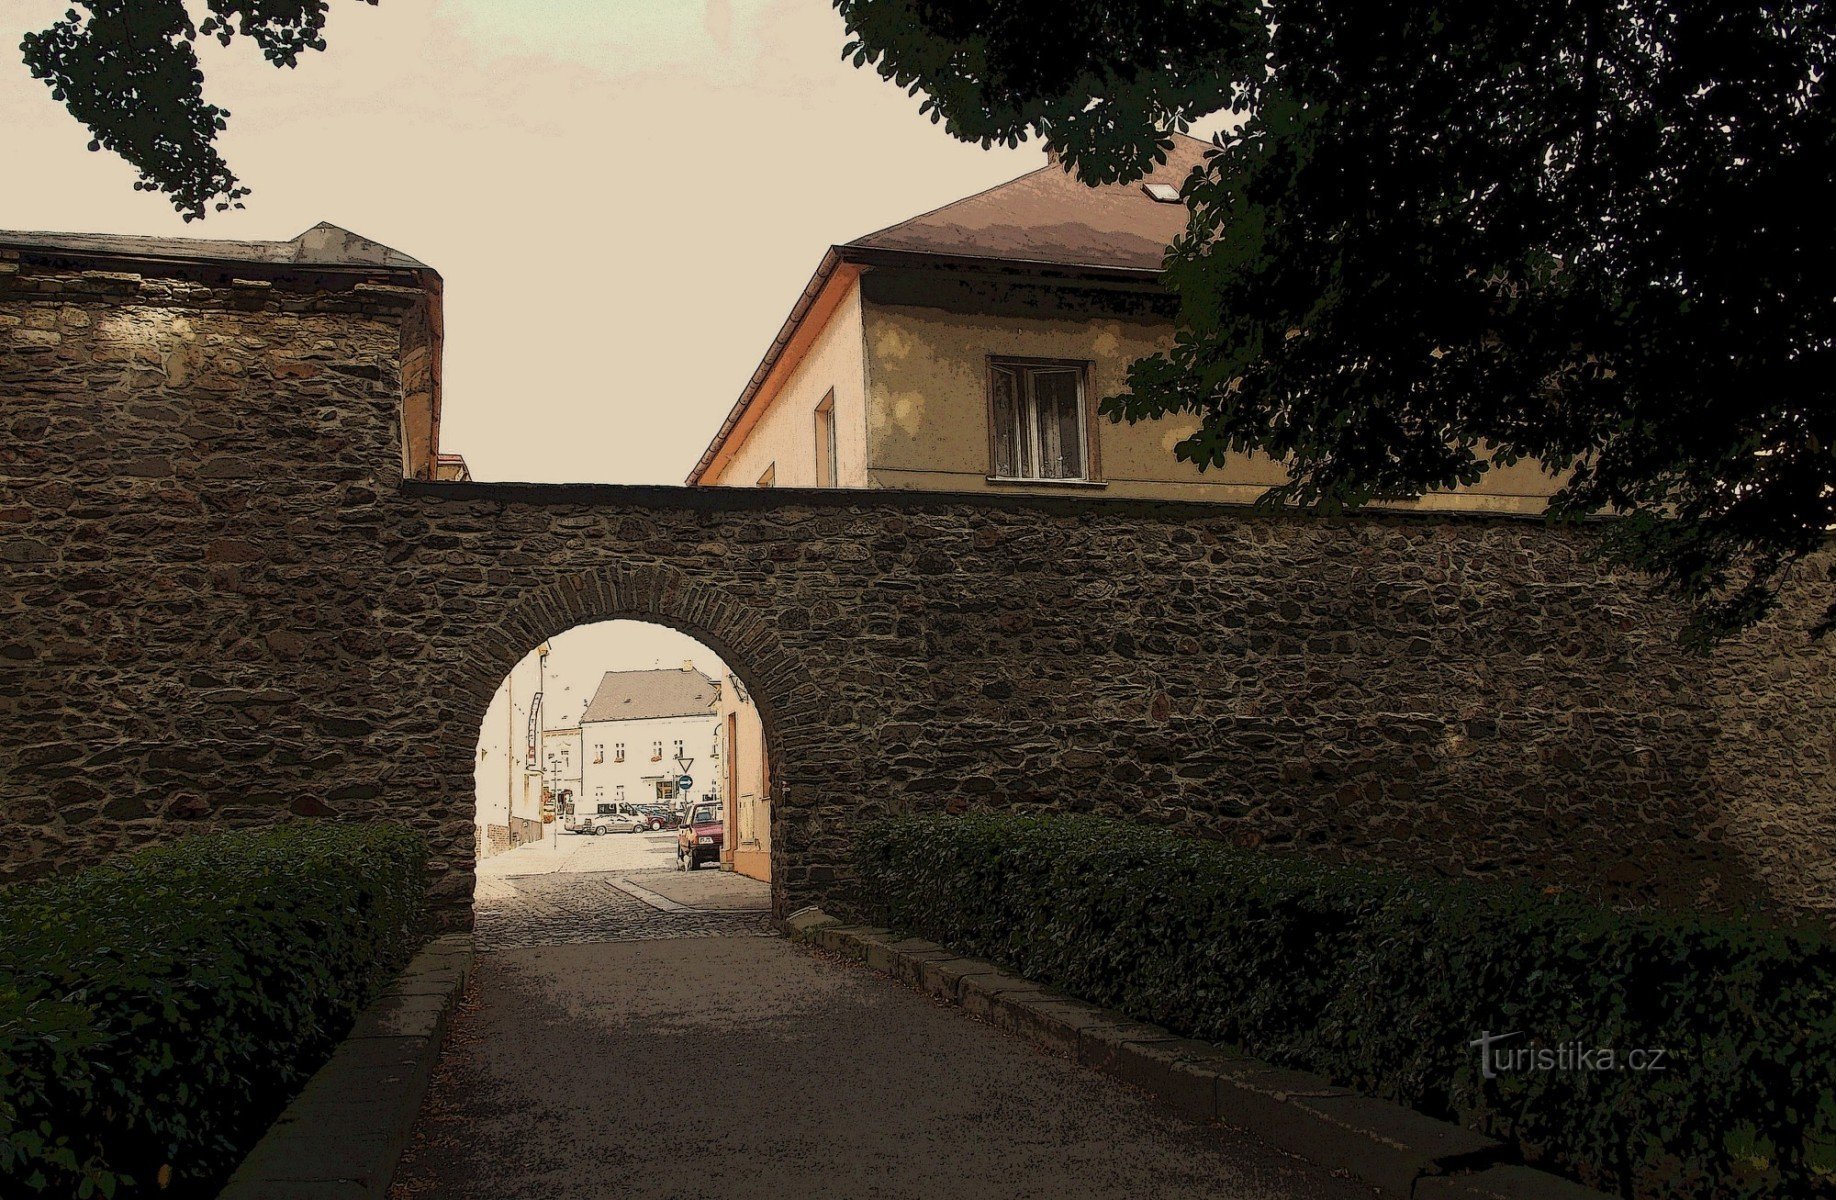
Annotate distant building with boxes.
[542,726,583,815]
[579,665,721,814]
[475,644,551,857]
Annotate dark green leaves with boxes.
[836,0,1836,641]
[857,812,1836,1199]
[0,823,427,1198]
[18,0,371,220]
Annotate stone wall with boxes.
[4,248,1833,928]
[478,817,545,859]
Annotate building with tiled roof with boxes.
[577,666,721,816]
[687,134,1562,513]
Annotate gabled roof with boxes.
[687,134,1216,485]
[0,221,429,273]
[579,668,719,724]
[843,132,1213,273]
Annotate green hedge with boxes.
[856,813,1836,1200]
[0,823,428,1199]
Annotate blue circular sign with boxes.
[676,774,694,792]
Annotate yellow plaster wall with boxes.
[859,277,1565,512]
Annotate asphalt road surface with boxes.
[390,866,1372,1200]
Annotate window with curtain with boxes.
[989,359,1091,481]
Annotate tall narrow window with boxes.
[651,740,663,761]
[814,390,837,487]
[614,742,624,762]
[988,359,1093,481]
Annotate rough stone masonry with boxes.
[2,235,1832,928]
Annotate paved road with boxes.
[392,867,1371,1200]
[477,825,677,881]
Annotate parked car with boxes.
[677,802,723,870]
[638,804,679,831]
[602,801,651,832]
[564,807,645,835]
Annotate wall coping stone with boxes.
[218,933,474,1200]
[401,477,1578,526]
[783,910,1611,1200]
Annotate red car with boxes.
[676,801,723,871]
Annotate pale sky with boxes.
[0,0,1045,485]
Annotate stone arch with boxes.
[447,563,809,918]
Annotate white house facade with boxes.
[577,666,722,815]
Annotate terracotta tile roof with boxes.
[579,668,719,724]
[844,132,1214,272]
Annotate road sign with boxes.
[676,774,694,792]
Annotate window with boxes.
[615,785,625,802]
[814,390,837,487]
[988,359,1094,481]
[672,739,684,760]
[651,740,663,761]
[614,742,625,762]
[598,803,615,815]
[657,780,677,799]
[593,742,604,764]
[756,463,776,488]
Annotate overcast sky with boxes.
[0,0,1044,485]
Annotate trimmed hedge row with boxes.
[0,823,428,1199]
[856,813,1836,1200]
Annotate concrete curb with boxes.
[218,933,474,1200]
[612,875,772,916]
[783,912,1608,1200]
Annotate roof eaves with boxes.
[833,243,1167,285]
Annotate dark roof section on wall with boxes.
[579,668,720,724]
[0,220,448,484]
[843,132,1213,273]
[0,221,430,274]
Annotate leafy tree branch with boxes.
[837,0,1836,641]
[19,0,371,221]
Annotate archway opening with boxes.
[470,619,775,942]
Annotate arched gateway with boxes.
[3,229,1833,930]
[451,568,802,908]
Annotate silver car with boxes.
[565,808,645,835]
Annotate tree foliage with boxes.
[837,0,1836,640]
[19,1,371,221]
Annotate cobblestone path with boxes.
[472,869,778,949]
